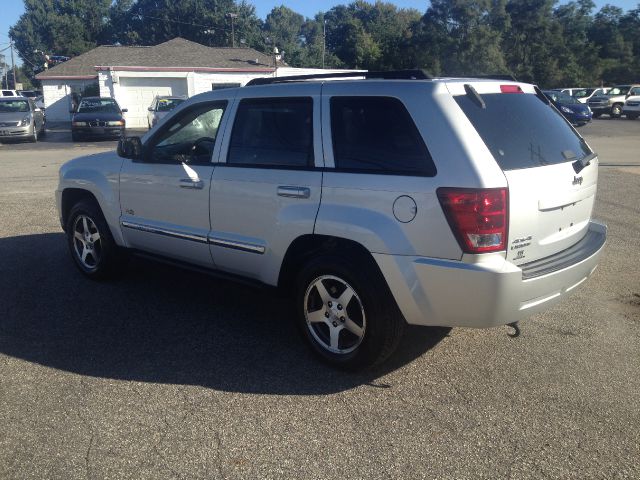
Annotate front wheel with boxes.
[29,125,38,143]
[611,104,623,118]
[66,200,124,279]
[295,253,405,369]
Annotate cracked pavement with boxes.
[0,120,639,479]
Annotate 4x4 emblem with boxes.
[572,176,583,186]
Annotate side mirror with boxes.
[117,136,143,160]
[121,108,128,113]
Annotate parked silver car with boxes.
[0,97,45,142]
[147,95,186,129]
[56,71,607,368]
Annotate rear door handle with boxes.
[277,186,311,199]
[180,178,204,190]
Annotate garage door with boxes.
[117,77,188,128]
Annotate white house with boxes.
[36,37,353,128]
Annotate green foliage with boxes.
[8,0,640,87]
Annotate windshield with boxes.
[77,98,120,113]
[156,98,184,112]
[573,88,595,98]
[0,100,30,113]
[607,86,631,96]
[455,93,592,171]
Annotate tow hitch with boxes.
[507,321,521,338]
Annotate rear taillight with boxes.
[437,188,508,254]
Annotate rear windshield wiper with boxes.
[572,152,597,173]
[464,84,486,109]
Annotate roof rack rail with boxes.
[468,74,518,82]
[245,69,431,86]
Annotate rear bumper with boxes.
[374,221,607,328]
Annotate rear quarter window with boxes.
[455,93,592,171]
[330,96,436,176]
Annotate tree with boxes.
[9,0,111,78]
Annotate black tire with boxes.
[66,199,125,280]
[611,104,623,118]
[295,252,405,369]
[592,112,602,118]
[29,125,38,143]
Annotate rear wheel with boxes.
[66,200,124,279]
[295,253,405,369]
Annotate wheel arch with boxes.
[278,234,388,294]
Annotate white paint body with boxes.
[56,78,607,328]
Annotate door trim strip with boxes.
[121,221,209,244]
[208,236,266,254]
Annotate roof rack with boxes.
[245,69,432,86]
[468,74,518,82]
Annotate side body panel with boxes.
[209,83,324,285]
[56,152,126,245]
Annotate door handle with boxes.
[179,178,204,189]
[277,186,311,199]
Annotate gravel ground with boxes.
[0,119,638,479]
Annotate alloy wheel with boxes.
[303,275,366,354]
[72,215,102,269]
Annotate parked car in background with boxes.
[18,90,43,98]
[588,85,640,118]
[1,89,21,97]
[71,97,127,142]
[56,73,607,368]
[556,87,583,97]
[542,90,592,126]
[0,96,45,142]
[573,87,609,104]
[147,96,186,129]
[622,86,640,120]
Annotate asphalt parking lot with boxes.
[0,120,638,479]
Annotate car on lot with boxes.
[147,95,186,129]
[0,96,45,142]
[622,86,640,120]
[587,84,640,118]
[71,97,127,142]
[542,90,592,126]
[56,71,607,369]
[572,87,609,104]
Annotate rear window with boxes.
[455,93,592,170]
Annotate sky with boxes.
[1,0,639,67]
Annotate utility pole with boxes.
[227,13,238,48]
[322,20,326,69]
[10,41,17,89]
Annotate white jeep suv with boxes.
[56,71,607,368]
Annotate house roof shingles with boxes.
[36,37,275,80]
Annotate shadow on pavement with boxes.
[0,233,449,394]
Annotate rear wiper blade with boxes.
[464,84,486,109]
[573,152,597,174]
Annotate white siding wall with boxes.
[45,68,357,127]
[41,79,97,122]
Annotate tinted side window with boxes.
[330,96,436,176]
[228,97,313,168]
